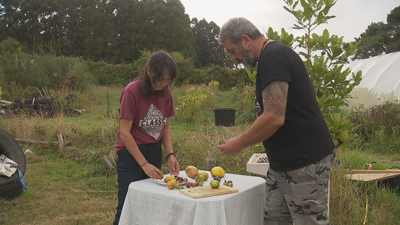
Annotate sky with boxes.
[179,0,400,43]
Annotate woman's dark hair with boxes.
[138,50,178,98]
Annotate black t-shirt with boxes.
[256,41,334,171]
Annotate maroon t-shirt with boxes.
[115,80,175,154]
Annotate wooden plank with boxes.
[15,138,59,148]
[179,185,238,199]
[344,169,400,183]
[15,135,70,150]
[381,160,400,164]
[344,169,400,174]
[346,173,400,183]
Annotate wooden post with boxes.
[108,150,117,167]
[206,158,217,171]
[102,156,114,169]
[57,133,64,151]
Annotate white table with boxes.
[119,170,266,225]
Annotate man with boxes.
[217,17,336,225]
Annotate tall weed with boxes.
[0,48,98,101]
[167,124,259,175]
[330,166,399,224]
[231,84,256,123]
[0,114,117,155]
[174,81,219,122]
[349,101,400,154]
[50,88,100,115]
[350,101,400,139]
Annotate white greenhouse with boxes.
[345,51,400,108]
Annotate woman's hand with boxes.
[142,163,164,179]
[168,156,180,176]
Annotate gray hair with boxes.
[218,17,263,45]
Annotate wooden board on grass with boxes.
[345,169,400,183]
[179,185,238,199]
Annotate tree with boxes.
[0,0,45,47]
[350,6,400,59]
[0,0,197,64]
[190,18,232,68]
[110,0,197,64]
[386,6,400,53]
[161,0,197,59]
[70,0,116,62]
[255,0,362,149]
[109,0,143,63]
[0,3,6,40]
[351,22,391,59]
[0,0,116,60]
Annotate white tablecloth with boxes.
[119,170,266,225]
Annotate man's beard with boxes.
[238,44,257,70]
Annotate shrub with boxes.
[350,101,400,140]
[232,85,256,123]
[130,49,199,87]
[349,101,400,154]
[85,61,134,86]
[264,1,362,149]
[202,66,250,90]
[175,81,219,122]
[0,38,98,101]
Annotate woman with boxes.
[113,50,180,225]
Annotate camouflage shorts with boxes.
[264,151,336,225]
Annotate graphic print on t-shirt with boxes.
[139,103,166,141]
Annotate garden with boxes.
[0,1,399,224]
[0,81,399,224]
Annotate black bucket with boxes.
[379,166,400,195]
[380,176,400,195]
[387,176,400,194]
[214,108,236,127]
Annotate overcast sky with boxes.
[179,0,399,43]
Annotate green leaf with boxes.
[293,1,299,9]
[322,29,329,43]
[339,130,349,142]
[293,24,304,30]
[300,0,308,9]
[246,69,257,83]
[332,47,343,58]
[304,7,312,21]
[283,6,292,14]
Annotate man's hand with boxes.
[217,137,243,156]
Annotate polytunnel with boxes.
[344,51,400,108]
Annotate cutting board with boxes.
[179,185,238,199]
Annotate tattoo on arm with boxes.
[262,81,288,117]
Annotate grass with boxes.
[329,166,399,224]
[2,153,118,225]
[0,85,399,224]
